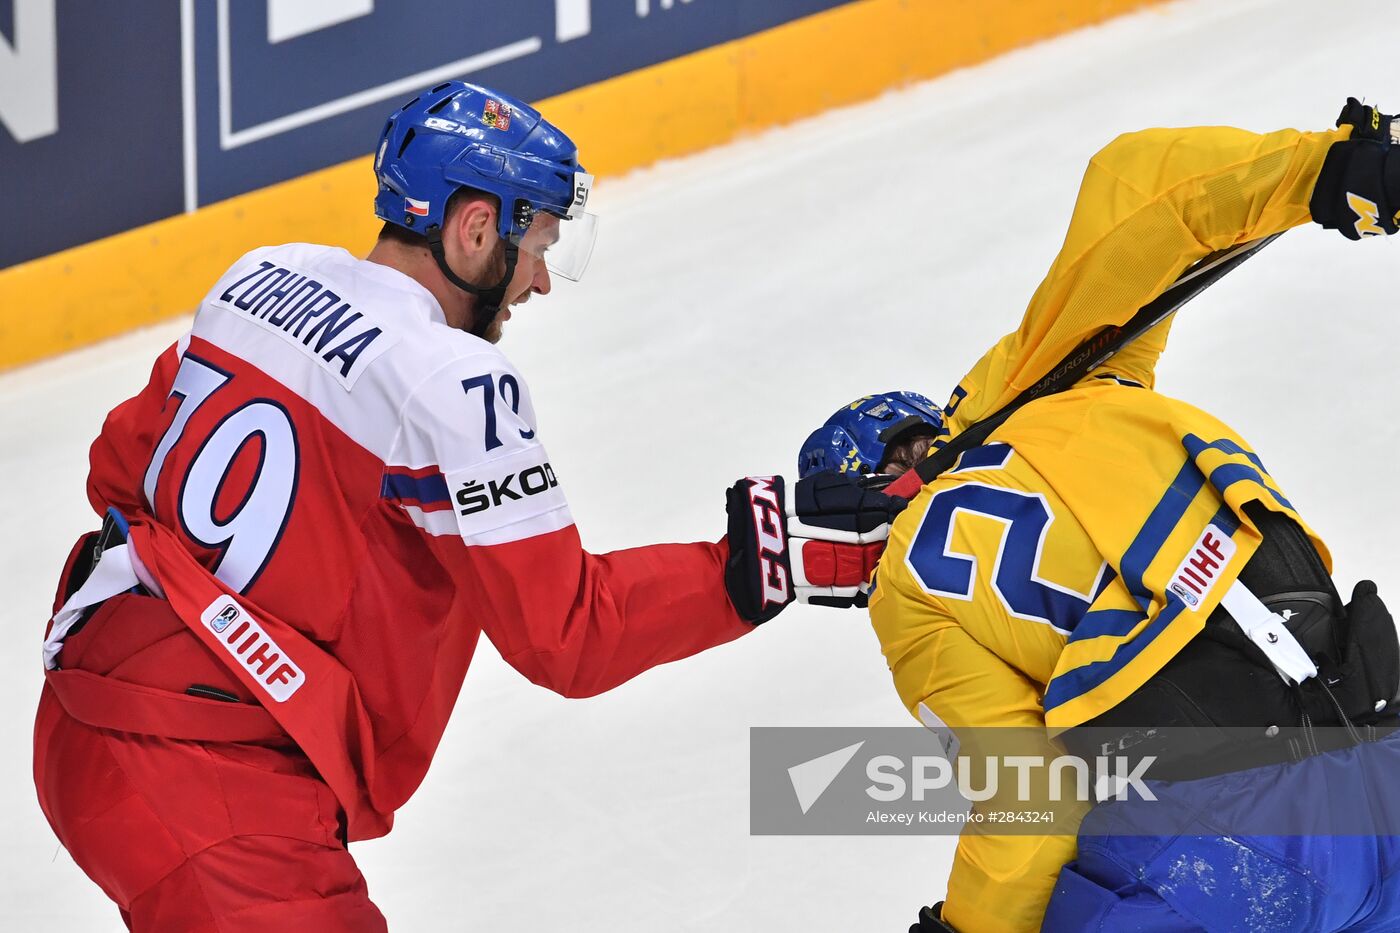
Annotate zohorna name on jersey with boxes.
[217,261,386,388]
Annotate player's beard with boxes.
[482,315,505,344]
[471,244,511,344]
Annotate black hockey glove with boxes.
[1311,98,1400,239]
[1337,580,1400,720]
[909,903,957,933]
[724,471,907,624]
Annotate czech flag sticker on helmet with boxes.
[405,197,430,217]
[482,99,511,131]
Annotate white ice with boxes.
[4,0,1399,928]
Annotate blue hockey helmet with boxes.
[373,81,596,282]
[798,392,946,479]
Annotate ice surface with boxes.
[4,0,1399,928]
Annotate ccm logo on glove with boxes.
[742,477,791,607]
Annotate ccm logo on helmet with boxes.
[745,476,791,607]
[457,462,560,515]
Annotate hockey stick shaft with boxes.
[912,232,1284,484]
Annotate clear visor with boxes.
[518,209,598,282]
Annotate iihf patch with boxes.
[1168,525,1237,611]
[482,99,511,131]
[200,595,305,702]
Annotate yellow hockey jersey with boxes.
[867,123,1347,933]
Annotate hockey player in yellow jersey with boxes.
[798,99,1400,932]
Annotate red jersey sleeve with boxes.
[87,338,185,520]
[391,351,751,697]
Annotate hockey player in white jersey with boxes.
[33,81,904,929]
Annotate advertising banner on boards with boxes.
[0,0,854,269]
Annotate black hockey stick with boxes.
[911,231,1284,485]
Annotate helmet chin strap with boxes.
[425,226,520,339]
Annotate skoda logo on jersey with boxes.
[210,604,241,633]
[457,461,559,516]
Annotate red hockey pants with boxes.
[34,685,388,931]
[34,590,388,932]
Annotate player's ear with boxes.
[449,199,497,256]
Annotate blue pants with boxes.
[1042,730,1400,932]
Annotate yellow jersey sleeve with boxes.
[947,124,1347,432]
